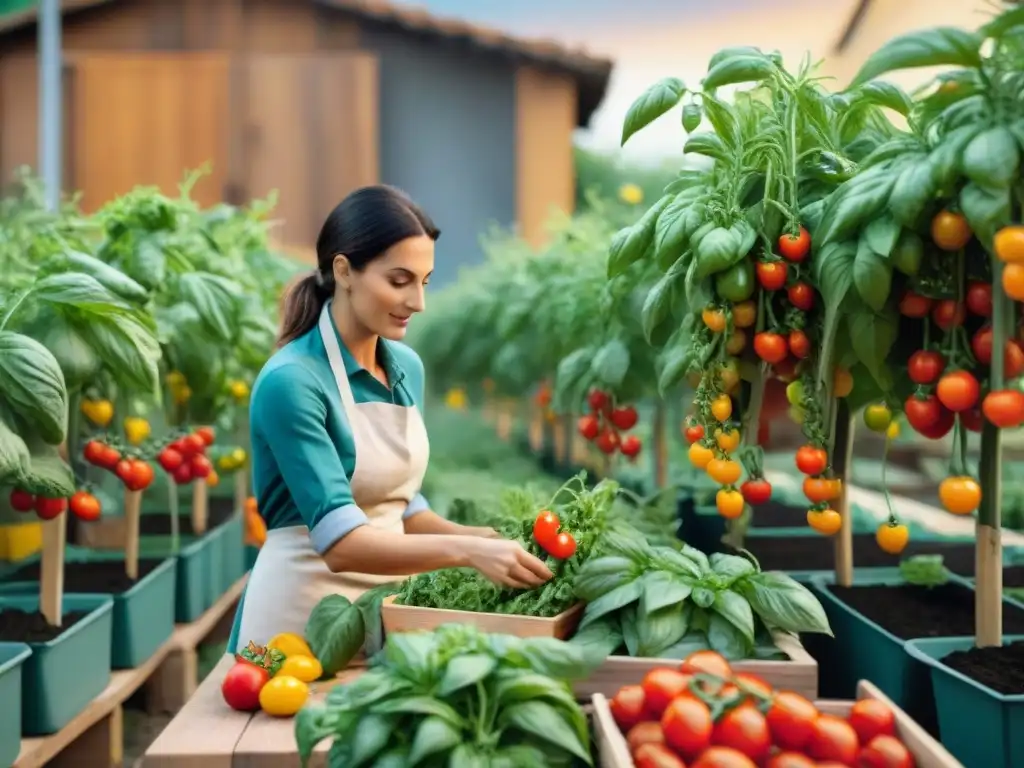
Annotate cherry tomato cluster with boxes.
[8,486,104,522]
[83,438,155,492]
[791,444,847,538]
[685,394,772,520]
[532,509,577,559]
[156,426,217,486]
[577,389,642,458]
[609,649,917,768]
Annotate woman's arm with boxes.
[403,509,499,538]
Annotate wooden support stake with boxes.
[976,524,1002,646]
[124,489,143,580]
[833,407,855,588]
[192,479,209,536]
[233,468,248,516]
[528,406,544,452]
[496,400,514,441]
[552,417,568,466]
[40,515,65,626]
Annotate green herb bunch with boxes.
[295,623,604,767]
[395,475,620,617]
[570,531,833,660]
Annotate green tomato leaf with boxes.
[960,183,1012,241]
[682,103,703,132]
[888,160,936,227]
[407,715,462,766]
[304,594,366,677]
[0,331,68,445]
[710,591,755,645]
[739,571,833,636]
[621,77,686,146]
[848,306,898,390]
[850,27,983,86]
[591,339,631,389]
[961,125,1021,191]
[702,53,774,90]
[498,701,592,764]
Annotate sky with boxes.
[397,0,855,164]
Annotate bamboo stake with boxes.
[496,399,514,441]
[653,399,668,489]
[233,468,248,517]
[123,488,142,579]
[40,516,64,626]
[528,404,544,452]
[832,404,855,587]
[191,478,209,535]
[169,481,181,553]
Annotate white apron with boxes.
[235,304,429,652]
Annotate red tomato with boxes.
[34,496,67,520]
[195,426,216,446]
[858,734,915,768]
[577,414,600,440]
[805,714,859,764]
[795,444,828,475]
[788,330,811,359]
[191,454,213,479]
[848,698,896,743]
[754,332,789,364]
[82,440,107,466]
[766,690,819,751]
[787,282,814,310]
[633,743,687,768]
[547,532,577,559]
[931,300,965,330]
[642,668,693,717]
[691,746,757,768]
[221,661,269,711]
[916,405,955,439]
[778,226,811,262]
[127,460,155,491]
[756,261,788,291]
[766,752,816,768]
[907,350,945,385]
[898,291,932,318]
[740,478,772,505]
[965,281,992,317]
[533,510,560,548]
[711,703,771,762]
[684,423,705,444]
[961,406,984,433]
[114,459,134,486]
[904,394,943,431]
[661,696,713,757]
[679,650,732,680]
[8,489,35,512]
[610,685,647,730]
[173,462,194,485]
[972,328,1024,377]
[595,429,620,454]
[610,406,638,430]
[588,389,609,411]
[620,435,642,458]
[158,447,185,473]
[936,370,980,412]
[626,721,666,751]
[982,389,1024,428]
[69,491,102,522]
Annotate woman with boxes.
[228,186,553,652]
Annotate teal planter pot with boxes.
[219,515,246,596]
[905,636,1024,768]
[0,593,113,735]
[175,534,214,622]
[0,554,177,670]
[0,643,30,765]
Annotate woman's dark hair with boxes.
[277,185,439,346]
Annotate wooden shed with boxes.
[0,0,613,282]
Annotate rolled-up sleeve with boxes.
[403,493,431,519]
[255,366,367,554]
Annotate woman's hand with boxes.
[463,537,554,589]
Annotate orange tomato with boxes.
[995,225,1024,264]
[931,210,972,251]
[807,508,842,535]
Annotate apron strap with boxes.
[318,303,358,416]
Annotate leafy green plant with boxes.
[570,532,832,660]
[899,554,950,587]
[295,623,603,767]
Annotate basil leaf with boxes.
[707,612,751,660]
[495,672,578,711]
[437,653,496,696]
[692,587,716,608]
[641,571,693,614]
[490,746,549,768]
[498,701,592,763]
[33,272,131,314]
[621,604,640,656]
[15,447,75,499]
[515,637,605,680]
[578,579,643,628]
[350,713,393,766]
[177,271,242,342]
[354,583,400,659]
[0,413,30,483]
[569,615,623,657]
[0,331,67,445]
[75,311,161,394]
[372,696,463,724]
[708,553,755,584]
[448,744,490,768]
[636,602,690,657]
[407,716,461,765]
[739,571,833,635]
[369,746,412,768]
[383,631,435,675]
[659,630,711,659]
[711,591,755,644]
[304,594,365,676]
[294,705,340,763]
[621,77,686,146]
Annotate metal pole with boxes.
[38,0,62,212]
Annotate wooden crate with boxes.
[574,631,818,701]
[380,595,583,639]
[591,679,964,768]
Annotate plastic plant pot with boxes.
[0,642,30,765]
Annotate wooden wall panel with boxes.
[70,54,229,210]
[514,66,577,249]
[0,55,38,183]
[243,54,379,247]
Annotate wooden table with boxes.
[143,655,364,768]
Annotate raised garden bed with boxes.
[381,595,584,639]
[813,571,1024,735]
[1,553,176,668]
[907,635,1024,768]
[0,593,113,735]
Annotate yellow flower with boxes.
[228,380,250,400]
[619,183,644,206]
[445,388,468,410]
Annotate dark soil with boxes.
[721,534,979,574]
[0,608,88,643]
[138,496,234,536]
[827,582,1024,640]
[6,559,166,594]
[750,502,807,528]
[1004,566,1024,588]
[942,641,1024,695]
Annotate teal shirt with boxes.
[248,302,431,554]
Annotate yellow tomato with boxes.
[81,399,114,428]
[278,655,323,683]
[716,488,745,519]
[707,458,742,485]
[710,394,733,422]
[789,406,805,425]
[123,416,151,446]
[165,370,187,389]
[886,421,900,440]
[807,508,842,536]
[702,307,727,333]
[732,301,756,328]
[715,428,741,453]
[876,522,909,554]
[688,442,715,469]
[218,455,237,471]
[267,632,314,659]
[228,379,250,400]
[785,381,804,407]
[259,675,309,717]
[232,448,247,465]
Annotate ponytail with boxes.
[277,271,328,347]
